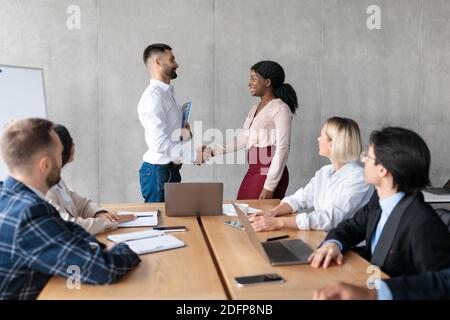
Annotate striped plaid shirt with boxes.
[0,177,141,300]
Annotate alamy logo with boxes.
[367,5,382,30]
[366,265,381,289]
[66,265,81,290]
[66,5,81,30]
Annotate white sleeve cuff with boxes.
[282,196,300,212]
[376,280,394,300]
[295,212,310,230]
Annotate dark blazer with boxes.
[326,191,450,277]
[385,268,450,300]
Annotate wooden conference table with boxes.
[38,200,387,300]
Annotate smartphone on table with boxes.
[234,273,285,287]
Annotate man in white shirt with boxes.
[137,43,197,202]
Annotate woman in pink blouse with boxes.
[203,61,298,200]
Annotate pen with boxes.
[266,235,289,242]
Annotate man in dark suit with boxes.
[308,127,450,277]
[313,268,450,300]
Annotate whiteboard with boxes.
[0,65,47,180]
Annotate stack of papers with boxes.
[107,230,185,255]
[222,204,261,216]
[117,211,158,227]
[126,235,185,255]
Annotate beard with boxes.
[162,64,178,80]
[46,162,61,189]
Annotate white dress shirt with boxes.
[282,161,373,231]
[137,79,194,165]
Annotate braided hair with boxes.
[251,60,299,114]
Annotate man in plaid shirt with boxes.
[0,118,141,299]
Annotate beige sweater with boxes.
[46,179,118,235]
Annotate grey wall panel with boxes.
[2,0,450,203]
[322,0,422,153]
[98,0,214,202]
[420,0,450,186]
[214,0,322,199]
[0,0,99,200]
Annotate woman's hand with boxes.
[259,188,274,199]
[251,215,284,232]
[95,211,120,222]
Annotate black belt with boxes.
[155,162,182,170]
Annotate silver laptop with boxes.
[165,183,223,216]
[425,179,450,195]
[233,203,313,266]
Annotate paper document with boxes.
[126,234,185,255]
[118,211,158,227]
[222,204,261,216]
[107,229,165,243]
[181,101,192,126]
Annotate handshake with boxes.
[194,145,215,166]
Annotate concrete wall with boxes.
[1,0,449,203]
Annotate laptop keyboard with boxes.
[263,241,299,262]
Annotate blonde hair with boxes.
[324,117,362,163]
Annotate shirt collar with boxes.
[150,78,172,93]
[329,160,360,178]
[379,191,405,217]
[24,184,47,200]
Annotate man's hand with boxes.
[96,211,120,222]
[313,282,377,300]
[250,215,284,232]
[194,145,206,166]
[308,242,344,268]
[180,122,193,141]
[259,188,274,199]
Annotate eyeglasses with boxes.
[360,151,376,163]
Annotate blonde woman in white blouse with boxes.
[201,61,298,200]
[46,125,135,235]
[249,117,373,231]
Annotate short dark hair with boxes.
[53,124,74,166]
[143,43,172,64]
[0,118,55,172]
[369,127,431,195]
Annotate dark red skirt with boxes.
[236,146,289,200]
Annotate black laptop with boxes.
[233,203,313,266]
[425,179,450,195]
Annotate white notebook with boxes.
[222,204,261,216]
[117,211,158,227]
[107,229,164,243]
[126,235,185,255]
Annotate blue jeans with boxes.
[139,162,181,203]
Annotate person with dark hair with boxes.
[0,118,140,299]
[308,127,450,277]
[201,61,298,200]
[46,125,135,235]
[138,43,195,203]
